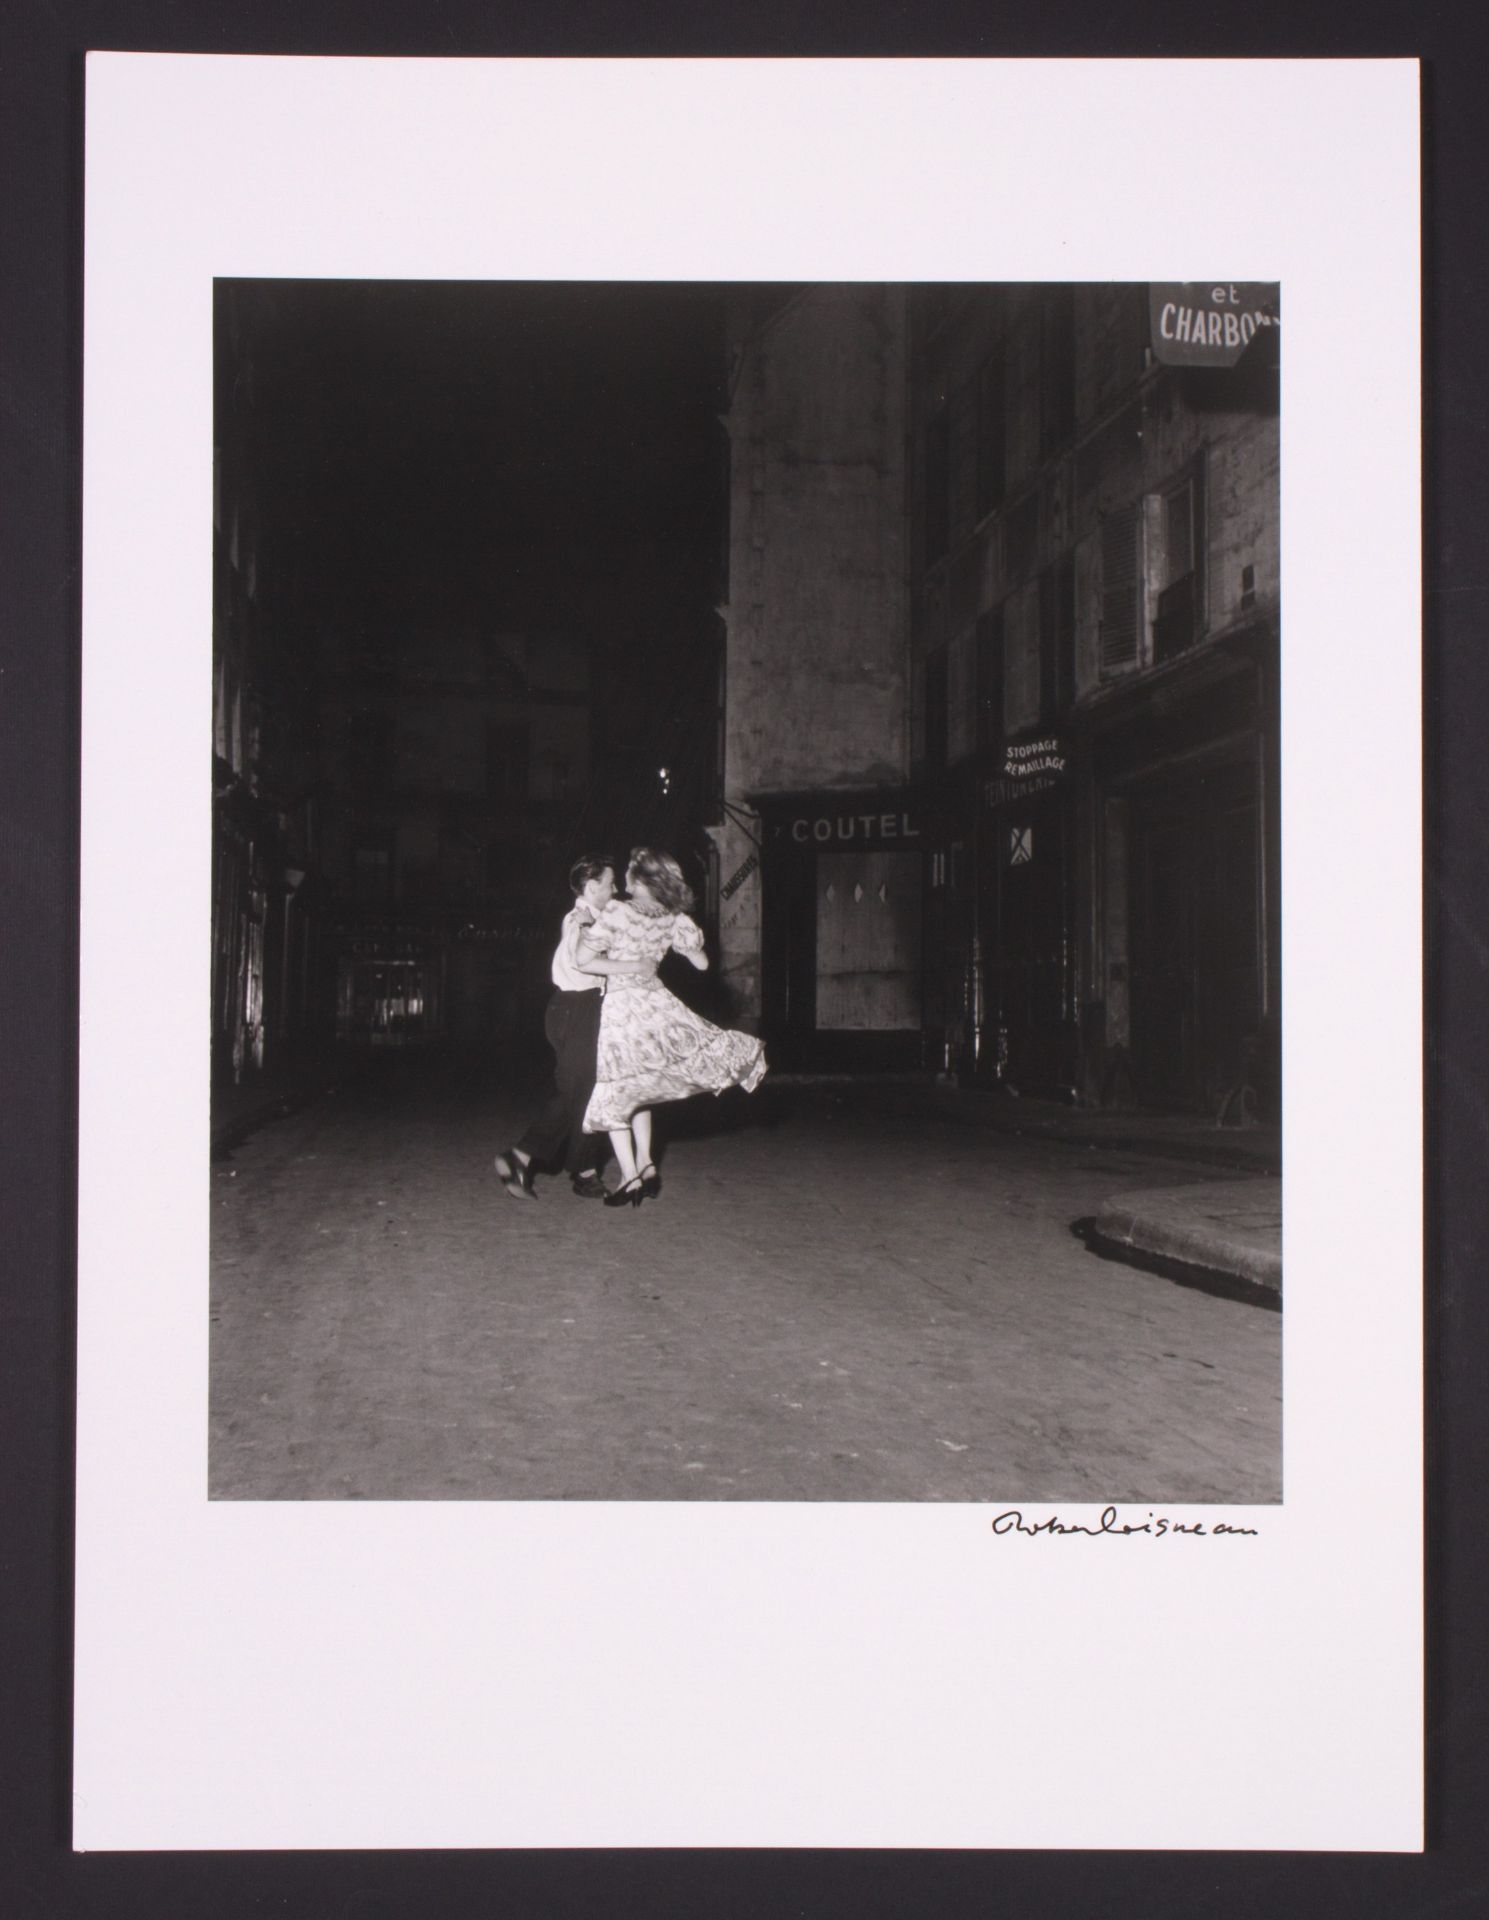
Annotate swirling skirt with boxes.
[582,978,767,1131]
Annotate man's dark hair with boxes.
[569,853,616,896]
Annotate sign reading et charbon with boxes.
[1149,283,1279,367]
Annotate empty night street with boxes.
[209,1061,1280,1505]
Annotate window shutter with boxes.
[949,382,979,544]
[1100,504,1142,672]
[1040,557,1077,720]
[976,351,1007,518]
[924,645,949,769]
[976,607,1004,751]
[1004,490,1040,584]
[1165,479,1195,580]
[1003,581,1043,735]
[1040,285,1076,456]
[925,414,950,564]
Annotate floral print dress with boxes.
[580,899,767,1132]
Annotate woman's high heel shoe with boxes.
[638,1163,661,1200]
[604,1177,646,1210]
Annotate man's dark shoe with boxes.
[494,1150,537,1200]
[571,1171,607,1199]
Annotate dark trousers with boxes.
[516,987,605,1175]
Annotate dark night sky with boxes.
[222,277,738,773]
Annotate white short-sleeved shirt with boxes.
[550,903,604,993]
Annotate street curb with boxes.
[1074,1218,1282,1309]
[211,1076,338,1157]
[772,1074,1281,1174]
[1086,1186,1282,1295]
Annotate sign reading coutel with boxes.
[790,810,922,845]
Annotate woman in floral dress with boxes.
[578,848,766,1208]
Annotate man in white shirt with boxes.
[493,854,639,1199]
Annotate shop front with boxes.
[975,741,1079,1097]
[754,789,941,1071]
[1082,641,1279,1116]
[334,925,444,1048]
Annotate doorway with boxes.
[1128,756,1261,1110]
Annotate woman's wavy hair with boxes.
[626,847,695,914]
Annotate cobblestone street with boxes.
[210,1059,1281,1504]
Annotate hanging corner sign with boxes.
[1149,283,1280,367]
[720,850,760,901]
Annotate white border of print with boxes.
[76,57,1422,1852]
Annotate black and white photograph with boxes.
[69,55,1425,1857]
[208,276,1283,1505]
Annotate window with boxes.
[976,607,1004,753]
[1099,463,1209,681]
[486,722,530,804]
[485,839,525,892]
[1040,286,1076,456]
[357,630,396,675]
[1094,284,1149,412]
[976,351,1007,518]
[1151,458,1208,664]
[1099,504,1143,675]
[482,637,527,691]
[351,840,393,907]
[1039,557,1077,720]
[916,285,953,339]
[923,645,949,770]
[1003,581,1042,735]
[349,709,394,796]
[946,627,977,765]
[948,381,979,543]
[1003,490,1040,585]
[213,651,230,762]
[924,413,950,565]
[1006,313,1041,490]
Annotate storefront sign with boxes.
[1149,283,1279,367]
[453,924,545,945]
[720,851,760,900]
[337,924,442,957]
[984,773,1059,809]
[1003,738,1067,779]
[788,809,922,847]
[990,771,1059,810]
[983,737,1067,811]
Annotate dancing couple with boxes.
[495,848,766,1209]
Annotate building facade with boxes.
[212,294,334,1096]
[711,279,1280,1110]
[319,626,592,1054]
[907,282,1280,1114]
[707,284,927,1069]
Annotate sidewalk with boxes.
[925,1081,1281,1173]
[772,1073,1283,1296]
[1085,1178,1282,1299]
[919,1081,1283,1296]
[772,1072,1281,1173]
[211,1053,344,1156]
